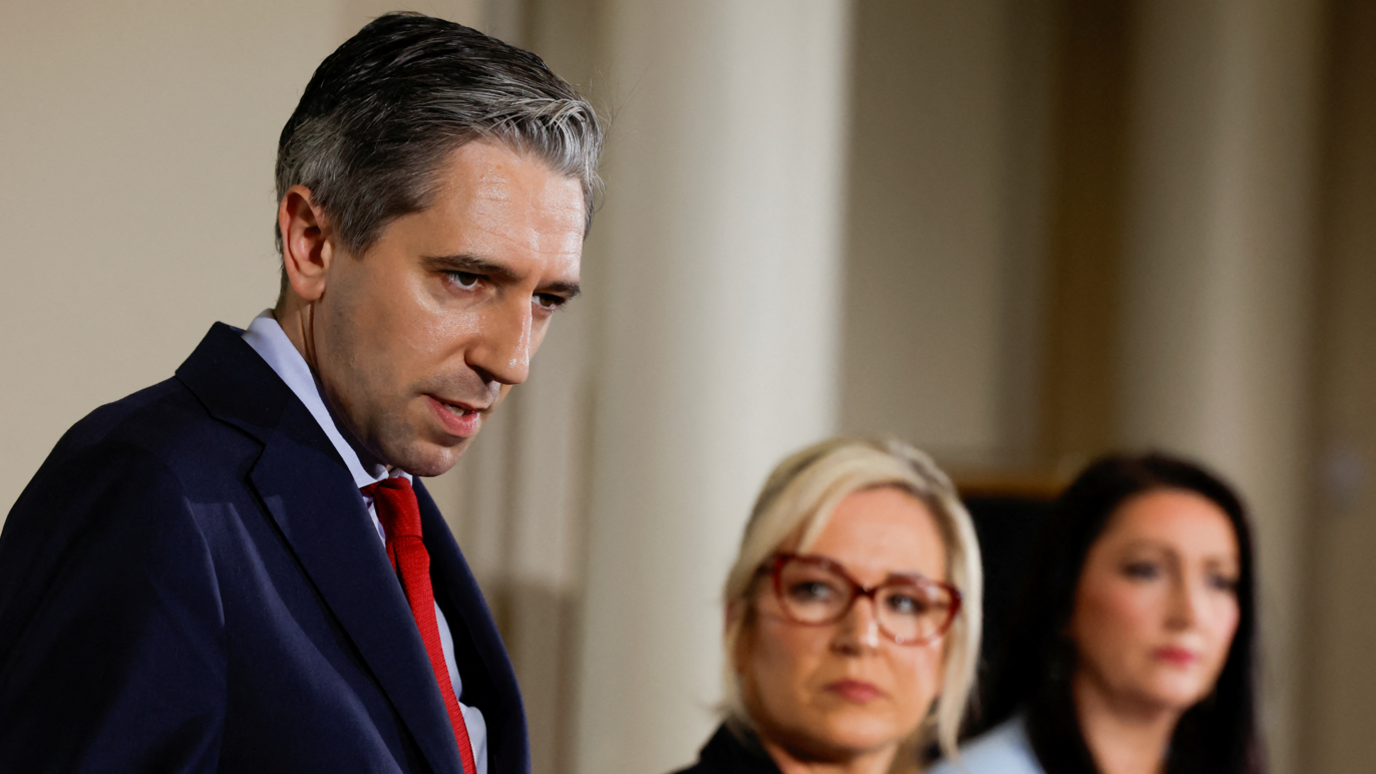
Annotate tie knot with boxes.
[362,476,423,541]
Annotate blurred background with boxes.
[2,1,1372,772]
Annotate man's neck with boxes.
[272,299,314,371]
[268,301,393,475]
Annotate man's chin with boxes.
[387,437,473,478]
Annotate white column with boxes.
[1117,2,1323,772]
[572,2,851,772]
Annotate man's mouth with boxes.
[426,395,487,437]
[440,401,481,416]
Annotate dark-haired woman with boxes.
[929,452,1263,774]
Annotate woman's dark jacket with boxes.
[670,724,783,774]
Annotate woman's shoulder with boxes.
[926,716,1044,774]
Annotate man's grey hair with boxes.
[275,12,604,262]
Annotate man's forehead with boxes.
[431,140,574,190]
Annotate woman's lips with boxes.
[427,395,483,438]
[825,679,883,704]
[1153,646,1199,666]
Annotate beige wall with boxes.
[841,0,1035,463]
[1303,1,1376,769]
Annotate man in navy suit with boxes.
[0,13,602,773]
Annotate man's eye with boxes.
[447,271,481,289]
[534,293,567,311]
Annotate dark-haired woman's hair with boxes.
[978,452,1265,774]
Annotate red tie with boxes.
[362,477,477,774]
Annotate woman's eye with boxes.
[788,581,837,603]
[885,592,931,616]
[447,271,481,289]
[1123,561,1160,580]
[1207,572,1239,592]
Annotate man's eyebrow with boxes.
[422,254,515,280]
[542,279,582,299]
[422,253,582,298]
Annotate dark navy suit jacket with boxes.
[0,323,528,773]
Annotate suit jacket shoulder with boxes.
[0,323,527,774]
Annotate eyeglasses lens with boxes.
[776,557,953,643]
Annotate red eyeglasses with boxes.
[766,552,962,646]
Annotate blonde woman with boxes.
[671,437,983,774]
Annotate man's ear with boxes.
[278,185,335,302]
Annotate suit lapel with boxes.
[248,422,464,774]
[177,325,465,774]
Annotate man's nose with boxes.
[469,296,533,386]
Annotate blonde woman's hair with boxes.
[721,436,983,761]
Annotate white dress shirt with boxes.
[243,311,487,774]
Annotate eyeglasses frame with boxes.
[766,552,962,646]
